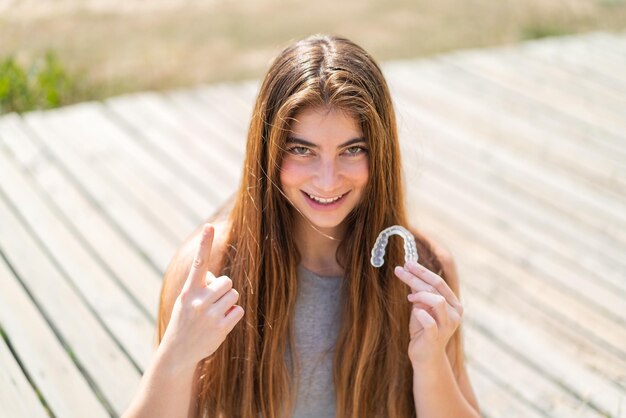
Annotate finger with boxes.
[221,305,245,332]
[410,291,458,321]
[414,308,438,338]
[206,276,233,304]
[214,288,239,314]
[407,298,430,312]
[405,261,462,312]
[205,271,217,286]
[410,291,448,325]
[184,223,215,291]
[394,266,436,294]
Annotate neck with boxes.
[294,215,346,277]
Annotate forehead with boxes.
[288,106,363,145]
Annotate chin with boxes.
[304,211,352,231]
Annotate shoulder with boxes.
[155,218,232,346]
[420,231,454,268]
[416,230,459,295]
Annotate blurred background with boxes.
[2,0,626,115]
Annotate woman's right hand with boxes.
[159,223,245,371]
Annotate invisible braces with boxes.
[370,225,418,267]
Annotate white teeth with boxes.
[307,193,343,204]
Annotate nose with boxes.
[314,157,341,192]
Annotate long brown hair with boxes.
[172,34,462,418]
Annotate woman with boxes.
[123,34,480,418]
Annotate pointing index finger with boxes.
[184,223,214,290]
[405,261,462,312]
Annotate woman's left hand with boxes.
[394,261,464,367]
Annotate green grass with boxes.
[521,24,571,39]
[1,0,626,114]
[0,50,86,114]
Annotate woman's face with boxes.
[279,106,369,233]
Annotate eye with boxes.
[288,146,311,156]
[344,145,367,156]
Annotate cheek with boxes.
[280,159,308,189]
[345,160,369,188]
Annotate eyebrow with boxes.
[286,136,367,148]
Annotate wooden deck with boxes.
[1,30,625,417]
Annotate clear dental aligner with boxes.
[371,225,418,268]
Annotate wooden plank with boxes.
[0,186,143,415]
[519,35,626,92]
[102,94,220,220]
[104,93,236,206]
[438,53,626,151]
[194,82,256,143]
[495,43,626,111]
[0,325,50,418]
[413,209,626,416]
[443,48,626,134]
[220,80,260,115]
[164,88,246,165]
[41,103,195,242]
[139,89,244,182]
[591,32,626,56]
[392,64,626,229]
[415,153,626,321]
[550,32,626,76]
[389,77,626,256]
[405,158,626,415]
[22,110,177,273]
[406,169,626,358]
[392,61,626,212]
[216,80,260,114]
[469,292,623,416]
[391,94,626,296]
[406,168,626,358]
[192,85,255,148]
[383,62,626,198]
[398,57,626,170]
[166,92,247,178]
[0,121,155,371]
[389,58,626,185]
[0,230,111,418]
[107,154,199,232]
[402,97,626,297]
[167,84,249,156]
[400,136,621,360]
[414,201,626,388]
[0,114,162,323]
[465,362,546,418]
[464,327,604,417]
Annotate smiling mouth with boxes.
[302,190,349,205]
